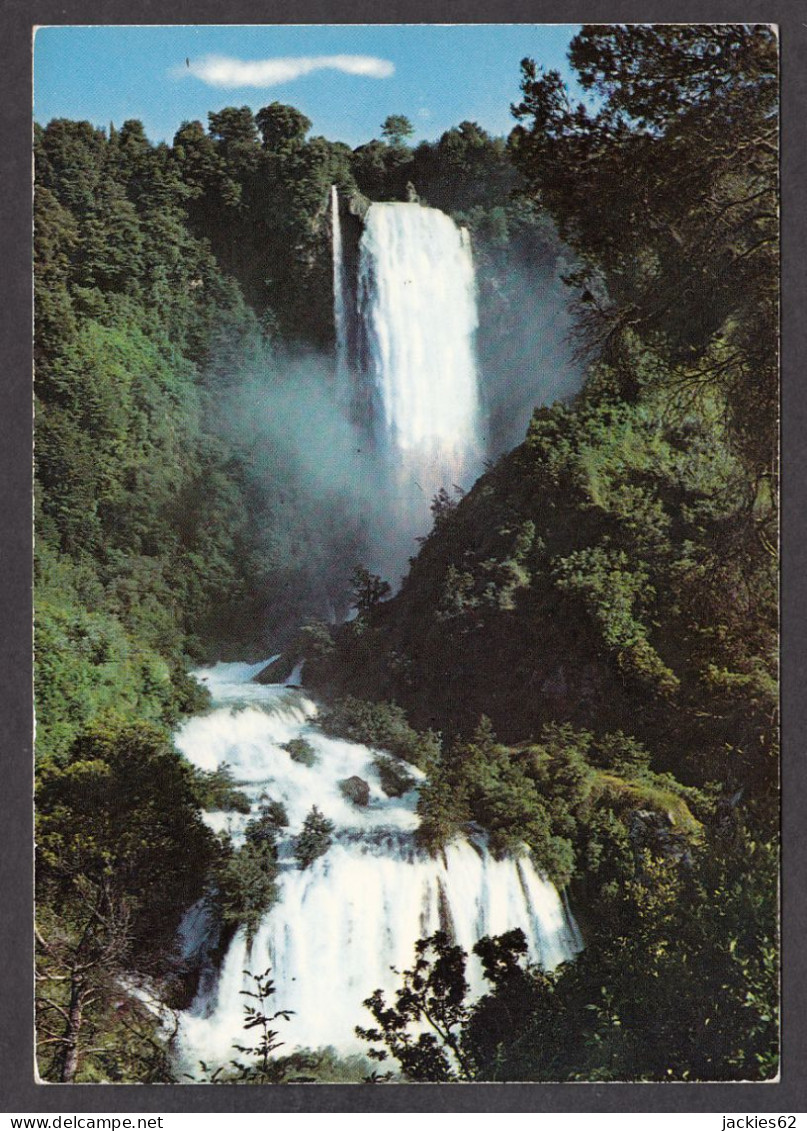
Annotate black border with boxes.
[4,0,805,1113]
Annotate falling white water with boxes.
[174,662,582,1069]
[356,201,483,497]
[331,185,349,395]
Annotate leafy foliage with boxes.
[360,826,776,1082]
[314,30,777,1080]
[314,373,777,831]
[415,717,703,886]
[173,102,355,346]
[232,969,294,1082]
[510,25,778,477]
[292,805,335,870]
[35,719,219,1082]
[37,719,218,953]
[350,565,392,615]
[357,932,475,1081]
[280,736,318,767]
[36,898,181,1084]
[317,696,441,768]
[210,842,279,945]
[187,966,293,1084]
[381,115,415,147]
[189,762,251,813]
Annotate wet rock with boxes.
[347,191,372,221]
[253,655,296,684]
[339,775,370,807]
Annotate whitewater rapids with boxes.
[173,662,581,1068]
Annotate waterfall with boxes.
[330,186,349,397]
[171,203,578,1071]
[338,195,483,509]
[175,663,582,1069]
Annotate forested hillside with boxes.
[295,25,780,1080]
[34,24,778,1084]
[33,93,570,765]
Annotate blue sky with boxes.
[34,24,585,148]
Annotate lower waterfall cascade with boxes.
[173,661,582,1070]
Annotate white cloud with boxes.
[178,53,394,88]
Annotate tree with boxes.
[350,565,391,614]
[256,102,311,150]
[34,717,215,1082]
[34,186,79,364]
[35,118,107,219]
[187,967,293,1084]
[509,25,778,477]
[358,829,778,1082]
[407,122,514,214]
[292,805,335,870]
[351,139,395,198]
[172,119,223,207]
[76,178,144,293]
[415,769,470,853]
[36,719,217,955]
[207,106,260,169]
[429,486,460,529]
[231,968,294,1082]
[36,882,132,1083]
[317,697,441,767]
[211,835,279,945]
[357,931,474,1080]
[381,114,414,147]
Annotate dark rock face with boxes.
[629,809,693,870]
[253,656,295,685]
[339,775,371,807]
[347,191,372,221]
[333,191,378,437]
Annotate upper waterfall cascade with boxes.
[335,194,484,499]
[174,663,582,1066]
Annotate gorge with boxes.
[173,195,580,1068]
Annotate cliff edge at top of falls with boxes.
[346,190,372,220]
[336,187,421,224]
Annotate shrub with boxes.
[190,762,251,813]
[293,805,335,870]
[281,737,318,767]
[318,697,440,767]
[211,837,279,944]
[254,795,289,829]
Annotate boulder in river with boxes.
[339,775,370,807]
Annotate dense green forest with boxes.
[35,25,777,1084]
